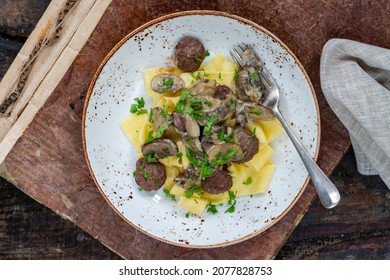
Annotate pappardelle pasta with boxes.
[120,37,284,216]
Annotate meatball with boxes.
[234,127,259,163]
[134,157,166,191]
[214,85,232,100]
[175,37,206,72]
[201,167,233,194]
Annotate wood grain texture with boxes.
[1,0,390,259]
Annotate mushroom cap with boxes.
[150,107,172,131]
[141,138,179,159]
[207,142,243,163]
[150,74,185,94]
[236,102,275,125]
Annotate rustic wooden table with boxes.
[0,0,389,259]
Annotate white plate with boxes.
[82,11,320,248]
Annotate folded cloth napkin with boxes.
[320,39,390,189]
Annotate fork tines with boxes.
[230,43,249,68]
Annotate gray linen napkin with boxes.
[320,39,390,189]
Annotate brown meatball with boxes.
[201,167,233,194]
[134,157,166,191]
[175,37,206,72]
[234,127,259,163]
[214,85,232,100]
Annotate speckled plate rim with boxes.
[82,10,320,248]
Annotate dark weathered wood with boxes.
[0,0,389,259]
[276,147,390,259]
[0,177,120,259]
[0,0,51,38]
[0,37,23,79]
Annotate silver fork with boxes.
[231,44,340,209]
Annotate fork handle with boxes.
[273,107,340,209]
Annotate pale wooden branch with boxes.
[0,0,112,164]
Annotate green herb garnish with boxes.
[145,153,158,163]
[243,177,253,185]
[203,115,219,136]
[233,70,240,81]
[210,149,239,166]
[163,188,176,201]
[204,100,212,107]
[247,108,263,115]
[217,126,235,143]
[130,97,147,115]
[144,126,166,144]
[143,171,153,179]
[185,184,204,198]
[251,127,257,137]
[206,203,218,214]
[251,69,259,80]
[225,190,237,213]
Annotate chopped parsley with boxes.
[205,50,210,57]
[217,127,235,143]
[148,108,154,122]
[204,100,212,107]
[247,108,263,115]
[161,78,174,92]
[251,68,259,80]
[163,188,176,201]
[145,152,158,163]
[206,203,218,214]
[210,149,239,166]
[130,97,147,115]
[251,127,257,137]
[185,184,204,198]
[144,126,166,144]
[233,70,240,81]
[143,171,153,179]
[225,190,237,213]
[176,152,183,158]
[243,177,253,185]
[190,71,202,80]
[203,115,219,136]
[229,98,237,106]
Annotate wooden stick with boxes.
[0,0,112,164]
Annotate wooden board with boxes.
[3,0,390,259]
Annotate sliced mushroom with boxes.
[235,69,263,103]
[235,102,275,125]
[189,78,216,96]
[201,125,234,153]
[242,48,263,69]
[150,107,172,131]
[182,135,203,154]
[207,142,243,163]
[234,48,267,103]
[141,138,179,159]
[172,112,200,138]
[174,166,201,189]
[150,74,185,94]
